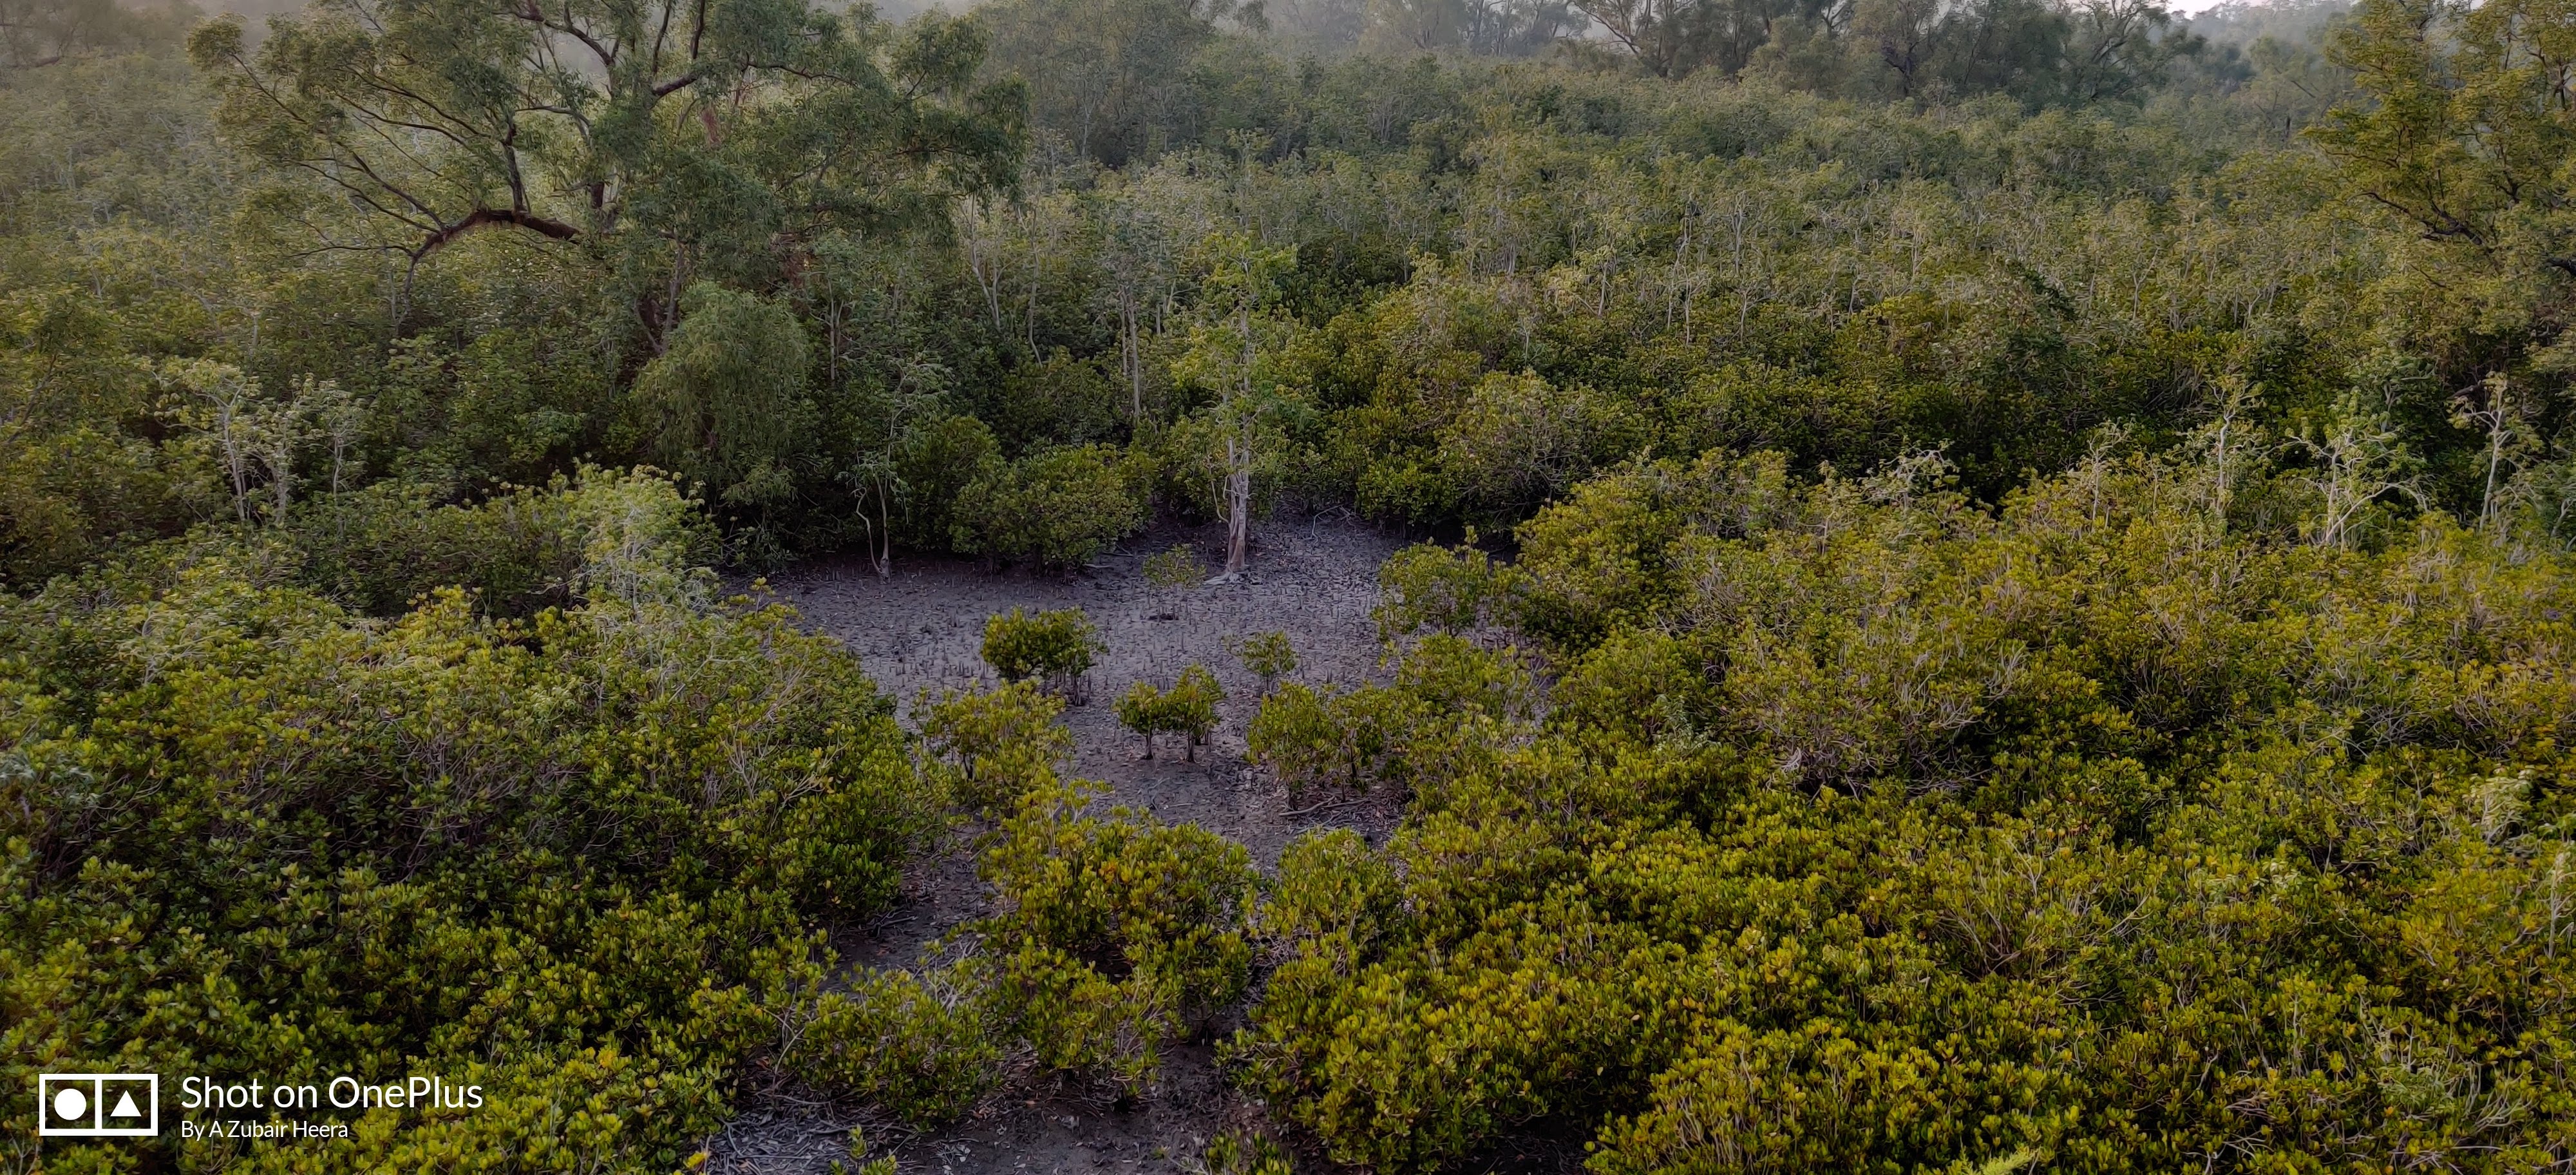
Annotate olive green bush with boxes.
[1,477,941,1172]
[1113,664,1226,760]
[1250,828,1402,956]
[952,444,1147,571]
[1200,1129,1295,1175]
[889,414,1005,552]
[1372,540,1528,641]
[778,967,999,1126]
[918,679,1075,816]
[1247,635,1532,800]
[980,606,1103,700]
[287,468,721,617]
[1229,630,1297,693]
[1143,542,1206,588]
[1246,682,1411,794]
[971,781,1256,1097]
[1234,450,2576,1174]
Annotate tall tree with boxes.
[1173,229,1300,579]
[2315,0,2576,375]
[632,283,814,506]
[980,0,1239,164]
[187,0,1025,320]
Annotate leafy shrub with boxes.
[632,283,818,505]
[1234,895,1692,1172]
[1434,370,1639,525]
[1114,664,1226,760]
[981,606,1103,700]
[891,413,1003,550]
[290,468,717,617]
[1164,662,1226,751]
[1230,630,1298,692]
[1143,543,1206,588]
[972,781,1256,1097]
[0,486,936,1170]
[952,443,1146,570]
[1373,540,1526,640]
[781,967,999,1126]
[1506,451,1793,651]
[1544,627,1716,754]
[1238,452,2576,1172]
[1247,681,1420,794]
[1202,1129,1295,1175]
[1253,828,1401,955]
[1505,465,1692,649]
[919,680,1075,815]
[1587,1018,1951,1175]
[1113,680,1166,758]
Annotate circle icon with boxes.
[52,1086,88,1122]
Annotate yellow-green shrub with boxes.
[972,782,1256,1096]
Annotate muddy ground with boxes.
[708,515,1412,1175]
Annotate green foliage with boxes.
[633,285,818,508]
[372,327,616,490]
[780,967,999,1125]
[1200,1129,1295,1175]
[0,0,185,67]
[0,486,940,1170]
[980,607,1105,700]
[185,0,1021,292]
[971,781,1257,1096]
[1253,828,1402,953]
[2316,0,2576,374]
[1546,627,1718,754]
[1512,450,1795,650]
[891,414,1004,550]
[1236,450,2576,1173]
[919,680,1076,816]
[1436,370,1642,524]
[1144,542,1207,588]
[953,444,1149,571]
[1244,667,1444,799]
[1247,636,1534,800]
[1231,630,1298,690]
[17,5,2576,1169]
[1373,541,1528,640]
[8,12,2538,576]
[290,468,718,617]
[979,0,1230,166]
[1114,664,1226,760]
[0,285,182,586]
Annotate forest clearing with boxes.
[723,519,1401,1173]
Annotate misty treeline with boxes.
[5,0,2575,1170]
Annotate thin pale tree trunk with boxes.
[1224,436,1250,577]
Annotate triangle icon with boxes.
[111,1091,142,1119]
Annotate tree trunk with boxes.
[1123,298,1143,430]
[1224,434,1251,577]
[872,490,893,577]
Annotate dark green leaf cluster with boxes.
[952,446,1151,571]
[980,606,1104,695]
